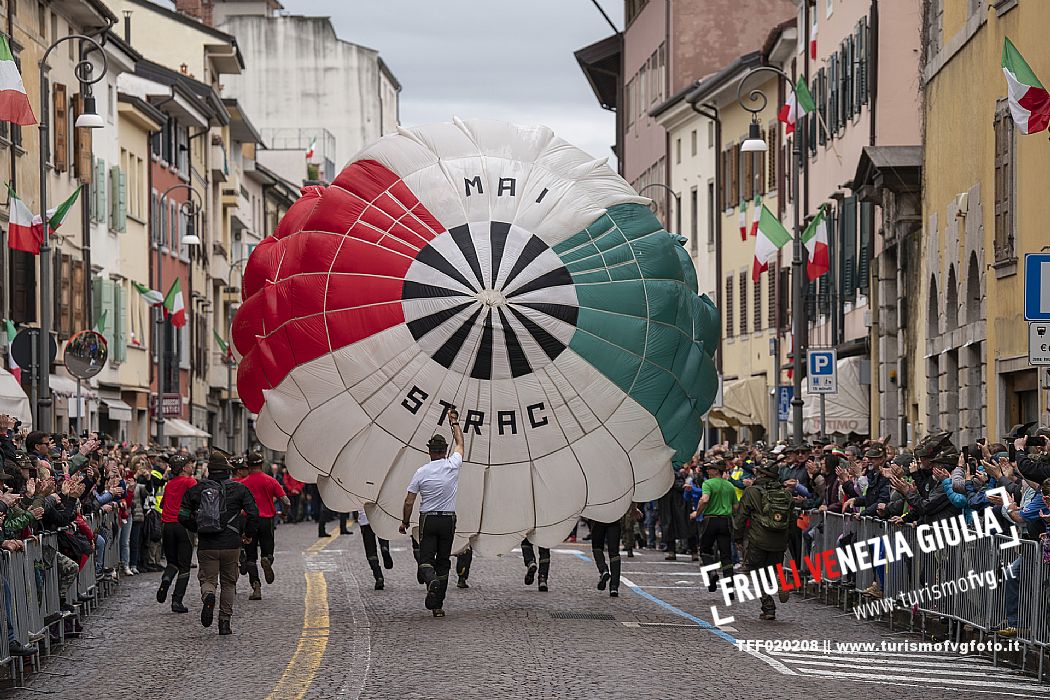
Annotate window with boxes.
[90,157,106,224]
[856,18,869,110]
[742,141,753,201]
[52,83,68,173]
[724,275,734,340]
[708,121,714,149]
[858,201,872,293]
[50,11,57,45]
[691,129,698,156]
[738,271,748,336]
[169,201,179,252]
[37,2,45,37]
[818,68,828,147]
[675,138,681,164]
[110,165,126,233]
[839,197,857,301]
[767,119,778,192]
[150,190,160,246]
[689,186,698,256]
[753,273,762,333]
[706,181,715,247]
[993,100,1015,262]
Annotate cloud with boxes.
[277,0,621,163]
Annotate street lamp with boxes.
[638,182,682,233]
[154,185,202,445]
[736,65,806,445]
[223,256,250,451]
[37,35,108,433]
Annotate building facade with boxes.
[916,0,1050,441]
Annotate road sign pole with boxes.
[819,393,826,439]
[29,332,38,428]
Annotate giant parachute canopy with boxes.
[234,119,720,554]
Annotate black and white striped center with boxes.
[401,221,578,380]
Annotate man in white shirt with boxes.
[399,410,464,618]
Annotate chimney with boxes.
[123,10,131,44]
[174,0,214,26]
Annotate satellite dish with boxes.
[63,330,109,380]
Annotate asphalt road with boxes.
[13,522,1047,700]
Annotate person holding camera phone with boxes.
[399,409,463,618]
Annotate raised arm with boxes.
[449,409,464,457]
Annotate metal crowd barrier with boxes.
[0,509,123,689]
[805,510,1049,680]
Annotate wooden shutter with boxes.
[858,201,872,292]
[818,68,827,146]
[840,196,857,301]
[743,142,753,201]
[768,120,778,192]
[53,83,68,173]
[114,282,127,363]
[11,252,36,322]
[72,259,85,331]
[724,275,734,339]
[768,263,778,328]
[738,271,748,336]
[753,272,762,332]
[859,17,869,106]
[757,127,766,196]
[73,94,92,183]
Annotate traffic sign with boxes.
[1030,322,1050,365]
[807,348,838,394]
[1024,253,1050,321]
[10,328,57,376]
[776,386,793,422]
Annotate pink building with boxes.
[577,0,793,228]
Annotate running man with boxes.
[237,452,289,600]
[691,460,738,593]
[399,410,464,617]
[357,508,394,590]
[156,454,196,614]
[521,539,550,592]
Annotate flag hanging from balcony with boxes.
[750,194,762,237]
[305,138,317,160]
[32,186,81,236]
[0,36,35,126]
[93,309,107,334]
[6,186,40,254]
[213,329,234,365]
[3,319,19,384]
[1001,37,1050,135]
[163,278,186,328]
[810,21,817,61]
[802,205,830,280]
[752,205,792,282]
[132,281,164,306]
[738,200,747,241]
[777,77,815,135]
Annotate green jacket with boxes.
[3,504,36,537]
[732,476,789,552]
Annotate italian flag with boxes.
[778,77,816,135]
[752,205,792,282]
[1001,37,1050,135]
[163,278,186,328]
[214,329,234,365]
[749,194,762,237]
[4,319,19,384]
[132,281,164,306]
[7,186,40,254]
[305,139,317,160]
[810,21,817,61]
[738,200,747,241]
[802,205,830,280]
[33,186,81,237]
[0,36,35,126]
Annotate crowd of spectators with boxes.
[622,425,1050,637]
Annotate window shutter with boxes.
[92,277,105,333]
[768,263,777,327]
[818,69,827,146]
[99,279,115,350]
[753,273,762,332]
[118,169,127,232]
[768,120,778,191]
[840,196,857,300]
[53,83,68,173]
[73,95,92,183]
[805,279,816,320]
[858,201,872,292]
[110,165,120,229]
[725,275,734,339]
[72,260,85,331]
[818,275,830,316]
[161,199,169,248]
[114,282,127,363]
[743,143,753,201]
[859,17,869,106]
[94,158,106,223]
[738,271,747,336]
[756,129,766,196]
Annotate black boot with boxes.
[171,601,189,614]
[381,546,393,570]
[218,618,232,635]
[156,577,172,603]
[201,593,216,628]
[537,576,548,592]
[374,578,384,591]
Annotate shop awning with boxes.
[156,418,211,439]
[0,368,31,429]
[708,375,768,427]
[801,356,870,436]
[48,374,98,399]
[100,398,134,422]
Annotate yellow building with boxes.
[917,0,1050,440]
[686,49,788,441]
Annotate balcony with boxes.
[210,143,229,183]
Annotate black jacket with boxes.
[178,473,259,550]
[1017,453,1050,484]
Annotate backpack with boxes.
[756,483,794,531]
[196,481,232,535]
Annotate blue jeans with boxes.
[644,502,658,548]
[95,533,106,576]
[1005,556,1021,627]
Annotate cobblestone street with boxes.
[11,522,1045,700]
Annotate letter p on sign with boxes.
[807,349,837,394]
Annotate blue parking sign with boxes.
[807,349,837,394]
[777,386,793,422]
[1024,254,1050,321]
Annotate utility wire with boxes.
[589,0,619,33]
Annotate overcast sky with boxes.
[278,0,622,162]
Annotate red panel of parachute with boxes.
[234,160,444,412]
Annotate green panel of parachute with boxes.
[552,203,721,464]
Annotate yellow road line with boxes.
[306,531,340,554]
[265,570,330,700]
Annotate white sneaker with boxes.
[130,567,139,575]
[123,566,134,576]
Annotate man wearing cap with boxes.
[156,454,196,614]
[237,452,289,600]
[398,410,464,618]
[733,461,792,620]
[692,460,737,591]
[895,436,961,526]
[179,450,259,636]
